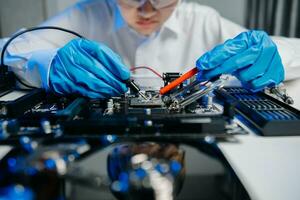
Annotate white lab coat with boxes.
[3,0,300,108]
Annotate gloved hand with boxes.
[196,30,285,92]
[49,38,130,98]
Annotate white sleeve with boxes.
[219,17,247,42]
[271,37,300,81]
[3,3,89,90]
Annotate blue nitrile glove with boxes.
[196,30,285,92]
[49,38,130,98]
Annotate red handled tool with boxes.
[159,67,198,95]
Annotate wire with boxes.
[0,26,84,89]
[130,66,163,79]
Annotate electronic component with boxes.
[129,97,164,108]
[0,138,250,200]
[215,87,300,136]
[163,75,228,112]
[160,68,198,95]
[0,89,45,117]
[107,143,185,200]
[267,85,294,105]
[126,79,148,100]
[162,72,181,86]
[61,92,230,135]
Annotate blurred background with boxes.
[1,0,299,38]
[0,0,300,37]
[0,0,245,37]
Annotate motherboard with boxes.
[0,73,299,200]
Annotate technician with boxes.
[4,0,300,99]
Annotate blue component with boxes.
[0,124,6,140]
[19,137,30,145]
[76,139,87,145]
[119,182,129,192]
[0,185,34,200]
[19,137,35,153]
[155,164,163,174]
[7,157,23,173]
[49,38,131,99]
[116,181,129,193]
[118,172,129,192]
[170,161,182,174]
[62,155,69,162]
[7,158,18,173]
[196,30,284,92]
[119,172,129,182]
[70,151,80,159]
[135,168,147,179]
[24,167,38,176]
[100,135,117,145]
[155,164,169,174]
[7,158,17,168]
[44,159,56,170]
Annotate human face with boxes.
[117,0,179,36]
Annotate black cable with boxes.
[0,26,84,89]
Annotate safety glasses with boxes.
[119,0,178,9]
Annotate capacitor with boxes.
[105,99,114,115]
[19,136,38,153]
[201,93,213,109]
[144,120,153,127]
[0,120,20,139]
[145,108,151,115]
[41,120,51,134]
